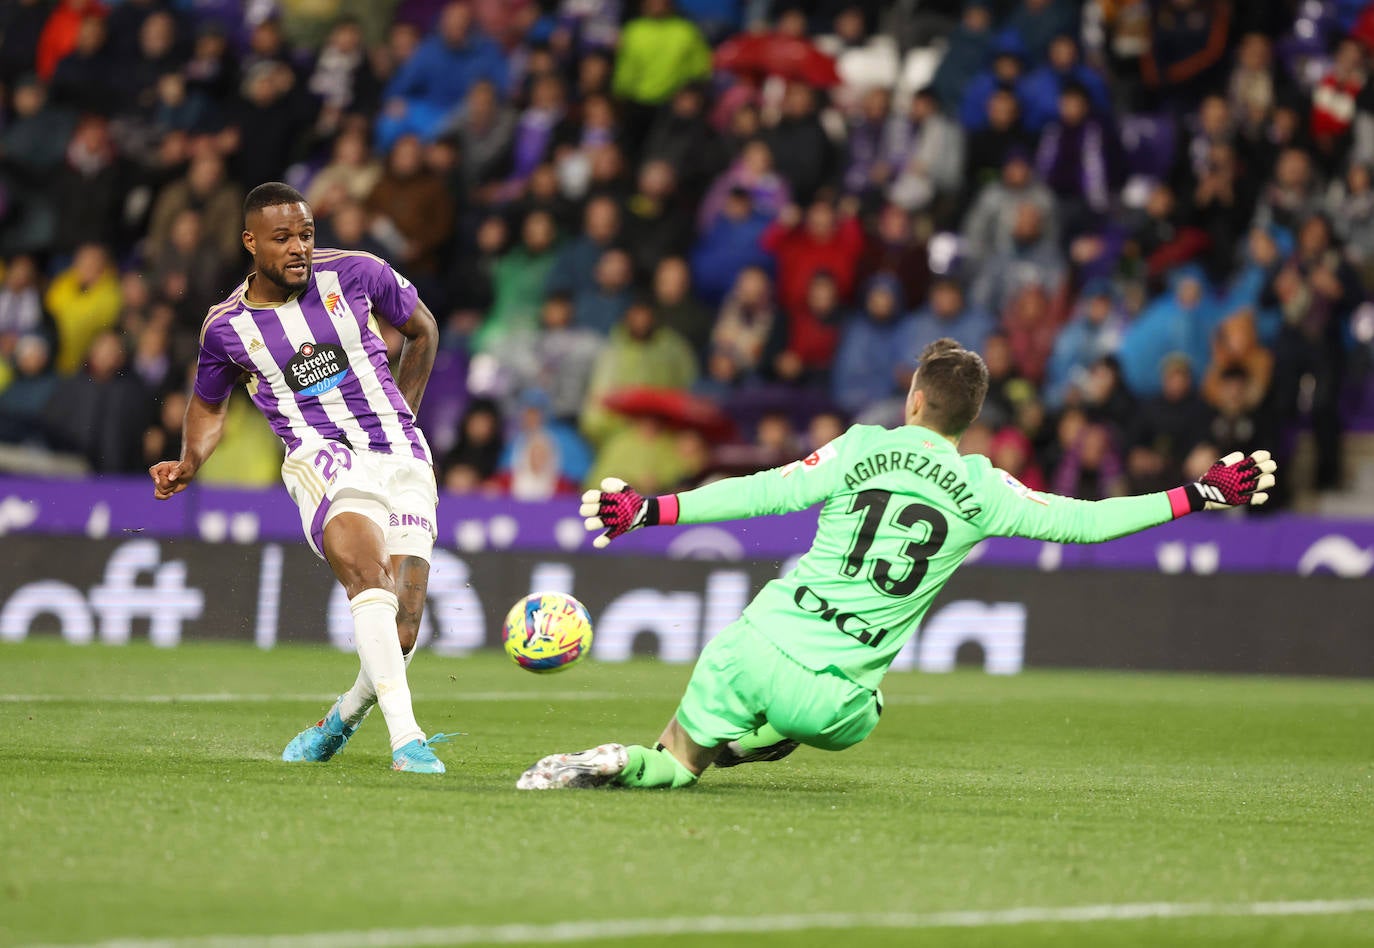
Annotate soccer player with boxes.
[517,339,1278,789]
[149,183,450,774]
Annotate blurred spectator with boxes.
[962,148,1058,258]
[378,0,509,150]
[365,133,456,276]
[445,213,505,322]
[0,334,57,446]
[980,332,1037,429]
[643,84,722,199]
[226,61,315,192]
[1201,310,1273,413]
[441,396,505,492]
[698,139,791,231]
[964,88,1034,199]
[856,203,929,310]
[1205,365,1265,458]
[37,0,105,82]
[317,199,390,259]
[1001,281,1059,385]
[148,208,229,320]
[45,244,122,376]
[116,8,181,118]
[883,87,964,213]
[53,117,125,253]
[552,92,621,201]
[494,292,603,424]
[612,0,712,157]
[508,74,567,185]
[1051,421,1124,499]
[580,299,697,443]
[777,269,843,384]
[762,199,864,331]
[1325,162,1374,288]
[443,79,516,194]
[1080,355,1137,438]
[147,153,243,267]
[816,5,900,109]
[1251,147,1321,234]
[183,21,238,105]
[1004,0,1079,65]
[1227,32,1276,134]
[475,208,559,353]
[307,17,382,118]
[1141,0,1233,103]
[992,424,1049,493]
[1045,280,1125,408]
[50,15,119,114]
[1119,264,1218,397]
[909,277,995,362]
[305,128,384,214]
[1127,355,1212,492]
[574,248,635,335]
[931,3,995,112]
[0,77,77,253]
[765,84,839,206]
[1188,140,1254,278]
[0,0,51,86]
[652,256,712,357]
[1020,33,1110,134]
[691,185,775,306]
[1309,36,1366,173]
[0,256,45,351]
[706,266,783,389]
[843,87,893,200]
[832,274,915,414]
[620,159,693,277]
[958,32,1028,132]
[1266,214,1361,489]
[1034,82,1121,236]
[44,328,151,472]
[494,427,580,500]
[970,201,1066,313]
[546,195,621,298]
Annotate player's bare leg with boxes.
[516,716,716,790]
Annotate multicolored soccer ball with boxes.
[502,592,594,673]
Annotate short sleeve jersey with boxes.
[195,249,430,462]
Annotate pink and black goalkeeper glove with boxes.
[580,477,679,549]
[1169,450,1278,516]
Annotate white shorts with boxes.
[281,441,438,561]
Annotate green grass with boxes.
[1,640,1371,947]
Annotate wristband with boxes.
[649,494,679,526]
[1168,484,1203,518]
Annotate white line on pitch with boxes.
[24,897,1374,948]
[0,692,616,704]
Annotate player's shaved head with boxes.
[242,182,314,303]
[909,339,989,438]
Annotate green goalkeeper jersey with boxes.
[673,424,1175,690]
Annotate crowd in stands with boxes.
[1,0,1372,508]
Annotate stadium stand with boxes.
[0,0,1371,511]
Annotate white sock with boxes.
[349,588,423,751]
[337,644,416,727]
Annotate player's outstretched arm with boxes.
[990,450,1277,545]
[149,394,229,500]
[582,439,850,548]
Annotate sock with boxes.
[732,722,789,752]
[615,745,698,789]
[349,589,423,751]
[335,645,416,730]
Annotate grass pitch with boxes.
[1,639,1371,948]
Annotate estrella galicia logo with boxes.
[286,342,350,396]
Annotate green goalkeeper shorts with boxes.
[675,617,883,752]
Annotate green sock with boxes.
[732,722,788,752]
[616,745,699,789]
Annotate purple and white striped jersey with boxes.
[194,249,432,463]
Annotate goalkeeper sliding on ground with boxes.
[516,339,1278,790]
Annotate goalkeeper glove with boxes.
[1169,450,1278,516]
[580,477,679,549]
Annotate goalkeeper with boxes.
[516,339,1277,790]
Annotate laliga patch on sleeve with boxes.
[393,268,412,289]
[780,441,838,477]
[1001,470,1049,505]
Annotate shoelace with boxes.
[424,733,459,747]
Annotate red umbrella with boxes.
[602,387,736,442]
[714,33,841,88]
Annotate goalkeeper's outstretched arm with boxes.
[581,438,851,548]
[983,450,1278,545]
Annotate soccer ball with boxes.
[502,592,594,673]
